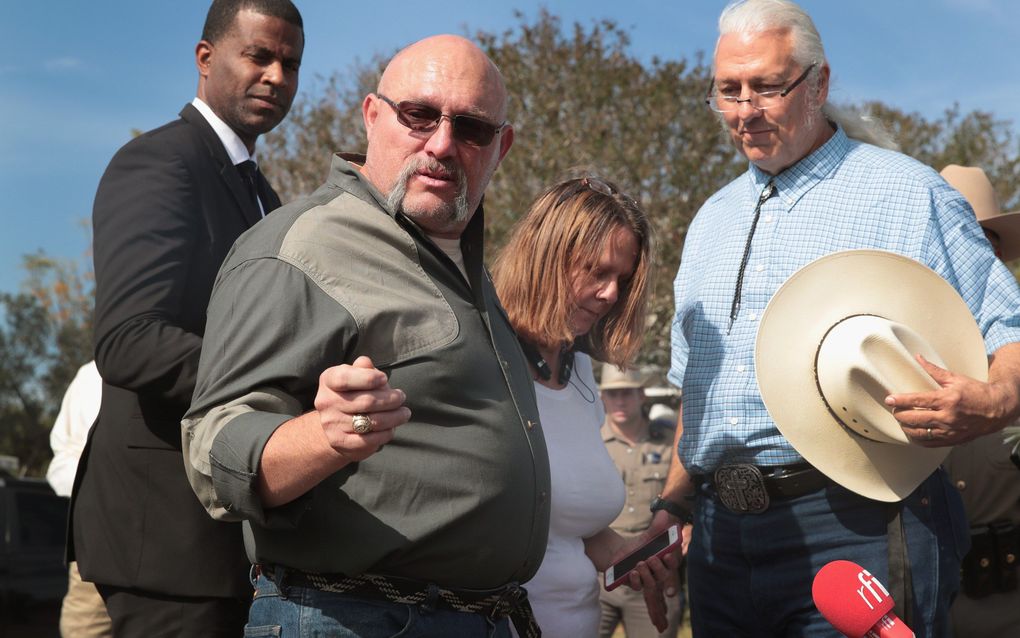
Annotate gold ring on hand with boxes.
[352,414,374,435]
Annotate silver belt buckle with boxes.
[714,464,770,514]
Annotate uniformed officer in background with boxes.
[598,364,684,638]
[940,164,1020,638]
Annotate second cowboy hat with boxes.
[940,164,1020,261]
[598,363,646,390]
[755,250,988,502]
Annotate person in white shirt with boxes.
[47,361,112,638]
[493,175,678,637]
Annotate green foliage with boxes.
[867,102,1020,208]
[6,10,1020,474]
[475,11,746,367]
[252,13,1020,371]
[0,252,93,476]
[261,11,748,368]
[0,293,51,474]
[259,61,387,199]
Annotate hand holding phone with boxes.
[604,524,681,591]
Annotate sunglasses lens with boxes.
[452,116,498,146]
[555,177,638,208]
[585,178,613,197]
[386,96,501,146]
[395,103,442,132]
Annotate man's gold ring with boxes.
[352,414,374,435]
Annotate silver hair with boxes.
[821,103,899,150]
[716,0,900,151]
[717,0,825,70]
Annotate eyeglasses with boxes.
[556,177,638,208]
[375,93,508,147]
[705,63,816,113]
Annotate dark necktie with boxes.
[236,160,261,213]
[728,179,776,333]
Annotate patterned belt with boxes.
[262,565,541,637]
[700,462,831,514]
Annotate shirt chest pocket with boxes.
[628,462,671,505]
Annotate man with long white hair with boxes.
[648,0,1020,635]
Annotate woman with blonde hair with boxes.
[493,175,672,637]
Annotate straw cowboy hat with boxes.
[755,250,988,502]
[598,363,646,390]
[940,164,1020,261]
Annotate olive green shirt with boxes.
[183,154,551,589]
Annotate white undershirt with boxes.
[427,234,468,281]
[191,97,266,216]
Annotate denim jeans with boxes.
[687,469,969,637]
[244,573,512,637]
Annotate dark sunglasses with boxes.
[556,176,637,208]
[375,93,508,147]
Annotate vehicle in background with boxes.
[0,456,66,637]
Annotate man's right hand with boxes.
[257,356,411,508]
[315,356,411,461]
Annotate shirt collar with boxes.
[600,420,654,444]
[600,421,618,443]
[191,97,254,166]
[748,124,851,205]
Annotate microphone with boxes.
[812,560,915,638]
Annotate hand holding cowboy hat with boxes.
[880,168,1020,462]
[755,249,1020,501]
[941,164,1020,460]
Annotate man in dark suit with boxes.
[69,1,303,635]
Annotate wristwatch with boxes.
[650,495,694,525]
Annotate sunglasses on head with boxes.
[556,176,638,208]
[375,93,508,147]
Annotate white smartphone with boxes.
[604,524,681,591]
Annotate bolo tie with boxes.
[728,179,776,334]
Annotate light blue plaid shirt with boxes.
[668,126,1020,473]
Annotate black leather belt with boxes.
[698,463,832,514]
[261,565,540,637]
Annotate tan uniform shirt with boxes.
[601,420,676,535]
[943,434,1020,638]
[599,420,684,638]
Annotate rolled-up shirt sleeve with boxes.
[183,253,357,526]
[923,185,1020,354]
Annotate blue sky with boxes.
[2,0,1018,294]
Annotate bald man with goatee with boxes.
[182,35,550,637]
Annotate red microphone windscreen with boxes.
[812,560,895,637]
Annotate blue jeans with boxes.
[244,574,512,637]
[687,470,969,637]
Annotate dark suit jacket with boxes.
[70,103,281,598]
